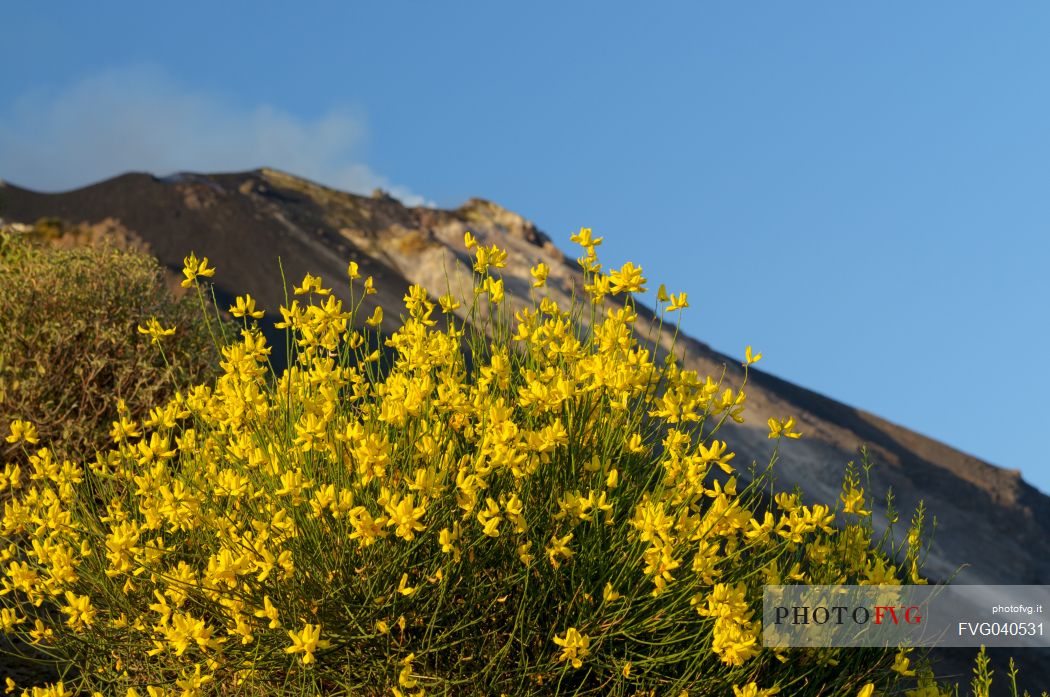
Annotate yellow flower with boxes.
[137,317,177,345]
[285,623,331,665]
[608,262,647,295]
[530,263,549,288]
[767,416,802,440]
[577,250,602,274]
[841,487,871,516]
[484,276,505,304]
[892,649,916,676]
[439,525,461,559]
[774,492,799,513]
[229,294,264,319]
[174,665,213,695]
[744,345,762,365]
[552,627,590,668]
[397,572,417,596]
[477,497,502,537]
[464,231,478,250]
[5,419,39,445]
[62,591,96,629]
[857,685,876,697]
[30,618,54,644]
[180,252,216,287]
[625,433,645,453]
[365,305,384,327]
[253,596,280,629]
[547,532,574,568]
[603,582,621,603]
[667,292,689,311]
[293,272,330,296]
[585,273,611,303]
[347,260,361,279]
[570,227,603,250]
[697,439,736,474]
[473,244,508,274]
[517,541,534,566]
[385,492,427,540]
[136,432,176,466]
[438,293,461,313]
[109,415,141,443]
[398,652,419,688]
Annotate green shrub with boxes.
[0,229,218,465]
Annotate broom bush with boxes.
[0,229,1030,695]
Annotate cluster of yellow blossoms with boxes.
[0,231,932,695]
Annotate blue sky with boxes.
[3,2,1048,491]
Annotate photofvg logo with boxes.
[763,585,1050,649]
[763,585,932,648]
[773,602,923,628]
